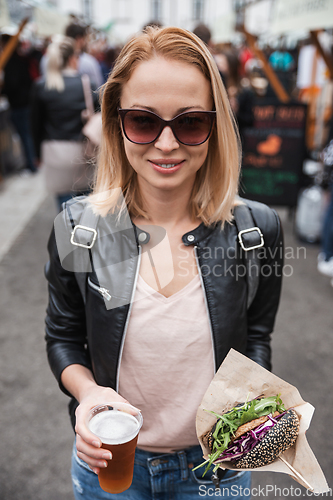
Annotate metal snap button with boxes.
[151,459,160,467]
[187,234,195,242]
[138,232,149,244]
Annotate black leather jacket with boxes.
[45,197,283,427]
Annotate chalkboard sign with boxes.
[240,101,307,206]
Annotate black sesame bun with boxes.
[232,408,299,468]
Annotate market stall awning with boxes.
[271,0,333,34]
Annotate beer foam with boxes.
[89,410,140,445]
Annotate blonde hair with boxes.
[93,26,241,225]
[45,36,76,92]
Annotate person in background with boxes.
[192,23,229,85]
[25,36,44,81]
[238,44,254,78]
[192,26,254,144]
[31,36,98,209]
[266,41,295,99]
[65,23,103,88]
[223,49,255,144]
[1,34,37,174]
[317,118,333,283]
[45,26,283,499]
[192,23,211,46]
[142,20,163,30]
[40,23,103,88]
[269,47,294,73]
[100,46,117,84]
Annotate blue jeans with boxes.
[71,442,251,499]
[10,107,37,172]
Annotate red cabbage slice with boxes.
[214,412,285,463]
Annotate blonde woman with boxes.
[45,27,283,499]
[31,36,98,209]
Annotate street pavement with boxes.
[0,174,332,500]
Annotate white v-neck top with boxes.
[118,274,215,452]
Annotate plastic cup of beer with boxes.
[87,402,143,494]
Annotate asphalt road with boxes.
[0,195,332,500]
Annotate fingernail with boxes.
[102,452,112,460]
[90,467,99,475]
[92,440,101,447]
[103,461,108,468]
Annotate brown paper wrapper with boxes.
[196,349,329,494]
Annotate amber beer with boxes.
[88,404,143,494]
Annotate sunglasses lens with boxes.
[123,110,160,143]
[121,110,214,145]
[174,113,212,145]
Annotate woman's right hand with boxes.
[74,385,129,474]
[61,364,139,475]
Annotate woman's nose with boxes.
[154,126,180,152]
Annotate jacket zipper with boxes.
[194,245,216,370]
[115,245,142,392]
[87,277,112,301]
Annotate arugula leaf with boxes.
[239,400,259,425]
[254,395,285,415]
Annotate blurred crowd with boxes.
[0,19,331,175]
[0,19,332,281]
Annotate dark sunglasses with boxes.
[118,108,216,146]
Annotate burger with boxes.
[198,395,299,475]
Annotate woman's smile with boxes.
[148,158,185,173]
